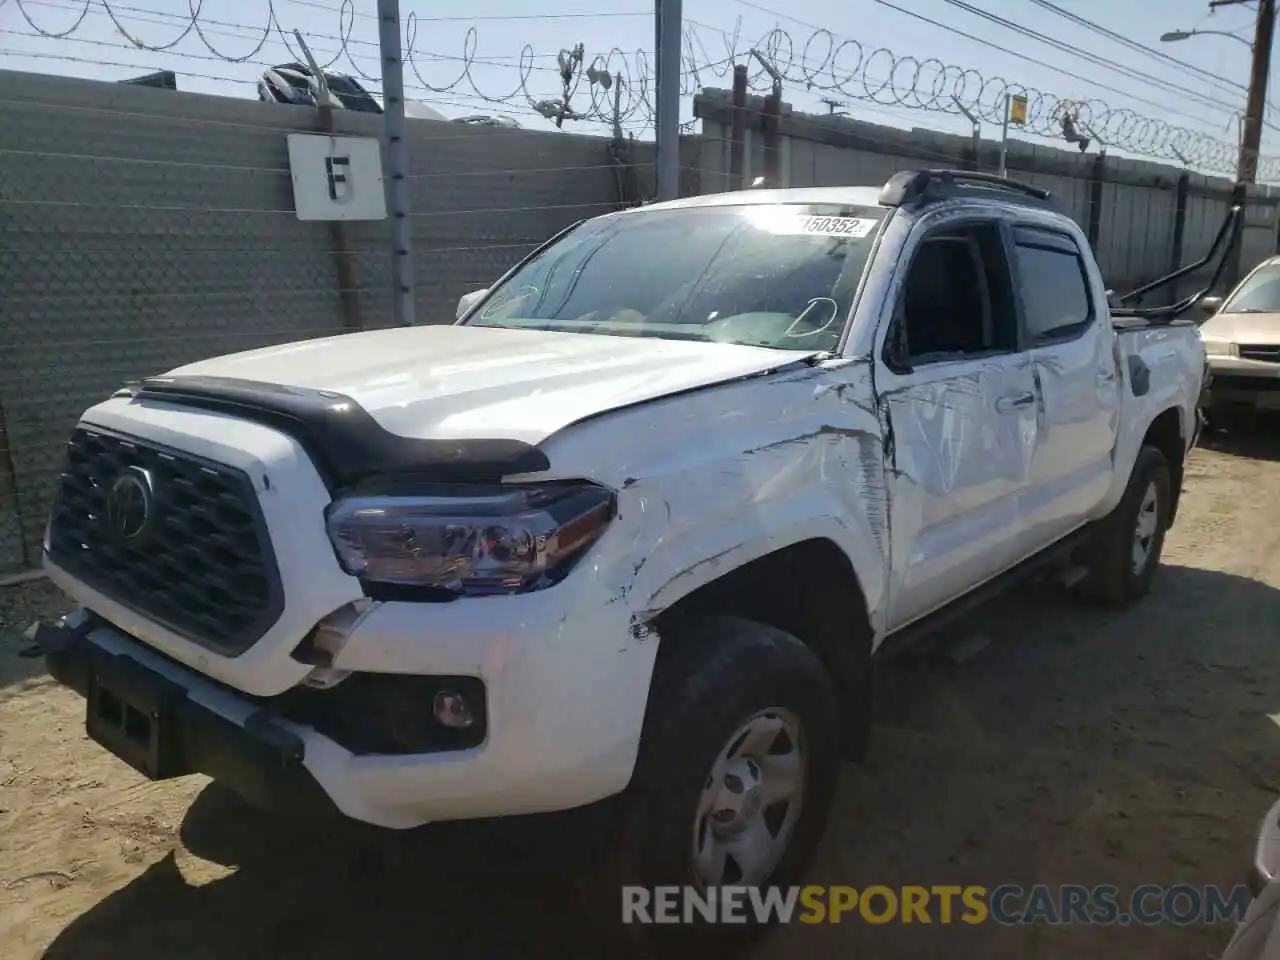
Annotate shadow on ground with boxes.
[0,579,69,690]
[39,563,1280,960]
[1200,411,1280,462]
[42,785,604,960]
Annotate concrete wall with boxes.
[0,70,637,571]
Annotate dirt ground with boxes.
[2,427,1280,960]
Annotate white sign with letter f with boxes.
[287,133,387,221]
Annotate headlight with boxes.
[1202,339,1238,358]
[324,480,614,595]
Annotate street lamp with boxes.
[1160,28,1253,47]
[1159,15,1269,185]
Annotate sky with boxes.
[0,0,1272,177]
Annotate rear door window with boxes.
[1011,228,1095,343]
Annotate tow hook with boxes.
[18,610,95,659]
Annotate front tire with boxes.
[583,616,840,955]
[1078,444,1172,605]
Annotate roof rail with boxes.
[879,169,1051,208]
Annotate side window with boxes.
[890,221,1018,366]
[1012,229,1094,343]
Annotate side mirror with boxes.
[1198,295,1224,316]
[456,288,489,320]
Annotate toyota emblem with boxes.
[104,467,155,543]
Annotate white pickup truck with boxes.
[34,169,1231,949]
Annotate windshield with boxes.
[1223,264,1280,313]
[463,203,888,352]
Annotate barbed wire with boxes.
[681,22,1277,179]
[3,0,665,128]
[4,0,1277,177]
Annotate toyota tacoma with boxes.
[33,169,1235,950]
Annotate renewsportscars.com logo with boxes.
[622,884,1251,926]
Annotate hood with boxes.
[1201,311,1280,344]
[164,324,814,444]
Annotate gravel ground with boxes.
[2,428,1280,959]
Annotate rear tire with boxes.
[580,616,840,956]
[1078,444,1172,605]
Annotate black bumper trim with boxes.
[39,616,341,818]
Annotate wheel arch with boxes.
[650,537,875,757]
[1141,406,1186,526]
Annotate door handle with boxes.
[995,391,1036,413]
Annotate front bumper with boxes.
[1202,360,1280,410]
[37,601,657,830]
[39,402,661,830]
[38,610,338,816]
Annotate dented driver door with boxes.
[873,216,1040,632]
[879,353,1040,629]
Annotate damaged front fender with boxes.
[533,357,892,637]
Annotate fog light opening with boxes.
[434,690,476,729]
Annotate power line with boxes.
[14,0,577,68]
[7,0,659,129]
[7,0,1277,173]
[933,0,1247,120]
[732,0,1251,136]
[1024,0,1247,95]
[936,0,1280,135]
[730,0,1235,130]
[11,0,1253,136]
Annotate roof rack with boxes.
[879,169,1051,208]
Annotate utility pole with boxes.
[1212,0,1275,183]
[295,31,362,332]
[729,64,748,189]
[751,49,782,187]
[654,0,683,201]
[999,94,1010,177]
[951,96,981,171]
[377,0,415,325]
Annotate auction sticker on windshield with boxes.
[798,216,879,237]
[749,208,882,238]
